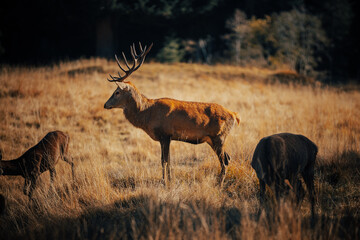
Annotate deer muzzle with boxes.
[104,103,112,109]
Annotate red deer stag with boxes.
[251,133,318,217]
[0,131,75,200]
[104,42,240,185]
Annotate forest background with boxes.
[0,0,359,83]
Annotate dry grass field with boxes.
[0,59,359,239]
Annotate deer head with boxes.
[104,42,153,109]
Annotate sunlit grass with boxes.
[0,59,359,239]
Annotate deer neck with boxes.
[123,85,153,129]
[0,158,23,176]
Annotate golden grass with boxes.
[0,59,359,239]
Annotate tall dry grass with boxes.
[0,59,359,239]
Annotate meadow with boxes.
[0,59,359,239]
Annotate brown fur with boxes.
[105,81,240,185]
[0,131,75,200]
[251,133,318,217]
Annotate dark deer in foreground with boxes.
[251,133,318,217]
[0,131,75,200]
[104,43,240,185]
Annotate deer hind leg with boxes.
[273,176,282,202]
[27,176,38,201]
[273,173,291,201]
[210,136,229,186]
[160,138,171,185]
[302,165,315,219]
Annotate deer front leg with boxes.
[259,179,266,205]
[49,168,57,193]
[256,178,267,217]
[49,168,57,183]
[219,163,226,186]
[274,176,282,202]
[26,155,41,199]
[63,156,75,181]
[160,138,171,185]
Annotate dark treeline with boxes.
[0,0,359,82]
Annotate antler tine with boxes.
[108,42,153,83]
[144,43,153,56]
[139,43,152,60]
[142,45,148,57]
[107,74,120,82]
[122,51,131,70]
[133,47,148,71]
[130,44,136,60]
[132,43,153,71]
[132,43,139,58]
[129,45,136,69]
[139,42,143,52]
[115,54,127,72]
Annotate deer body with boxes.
[251,133,317,217]
[120,93,237,144]
[0,131,74,200]
[104,43,239,185]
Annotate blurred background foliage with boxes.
[0,0,359,82]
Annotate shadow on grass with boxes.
[2,194,243,240]
[3,195,359,240]
[316,150,360,216]
[1,150,360,239]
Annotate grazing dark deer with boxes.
[0,131,75,200]
[251,133,318,217]
[104,43,240,185]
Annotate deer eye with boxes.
[115,91,120,95]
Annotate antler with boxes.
[108,42,153,82]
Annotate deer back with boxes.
[22,131,69,175]
[251,133,317,183]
